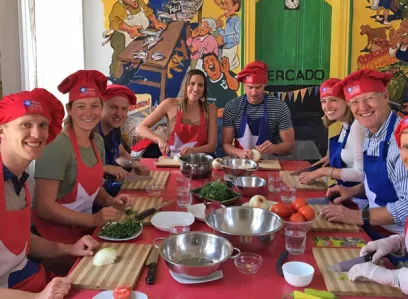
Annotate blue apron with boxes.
[362,112,406,265]
[97,124,122,203]
[235,94,273,150]
[396,45,408,63]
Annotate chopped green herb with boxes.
[199,180,236,202]
[99,218,142,239]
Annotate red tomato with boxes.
[292,198,308,211]
[113,286,131,299]
[298,206,316,221]
[289,213,306,222]
[285,203,296,215]
[270,203,291,218]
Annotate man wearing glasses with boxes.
[320,70,408,246]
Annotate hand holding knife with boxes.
[328,251,375,272]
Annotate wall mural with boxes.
[353,0,408,114]
[100,0,242,148]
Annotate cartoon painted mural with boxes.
[353,0,408,114]
[99,0,241,151]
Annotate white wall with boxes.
[0,0,23,95]
[82,0,113,75]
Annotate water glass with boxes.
[285,226,307,255]
[280,185,296,203]
[268,174,282,192]
[169,223,191,236]
[176,176,192,208]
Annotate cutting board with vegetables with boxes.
[69,242,152,290]
[257,160,281,171]
[310,204,360,232]
[312,248,403,297]
[121,197,163,224]
[280,171,327,190]
[155,156,180,168]
[121,171,169,190]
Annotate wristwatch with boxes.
[362,208,370,225]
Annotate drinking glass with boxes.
[280,185,296,203]
[268,174,282,192]
[169,224,191,236]
[176,176,192,208]
[285,226,307,255]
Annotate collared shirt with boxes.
[218,15,240,49]
[2,164,29,211]
[3,165,29,196]
[363,111,408,226]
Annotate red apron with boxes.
[32,128,104,244]
[0,155,49,292]
[167,108,208,155]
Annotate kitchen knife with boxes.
[133,199,176,221]
[290,164,323,176]
[327,252,375,272]
[145,247,159,285]
[276,250,289,277]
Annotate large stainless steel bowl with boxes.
[231,176,267,197]
[154,232,240,279]
[179,153,213,180]
[220,158,257,179]
[205,206,283,252]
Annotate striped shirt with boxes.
[222,94,293,144]
[363,111,408,226]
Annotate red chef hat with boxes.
[57,70,107,102]
[0,88,64,143]
[236,61,268,84]
[320,78,344,99]
[102,84,137,105]
[333,69,393,102]
[394,116,408,148]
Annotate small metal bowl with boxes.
[145,185,164,196]
[206,206,283,252]
[220,158,257,179]
[231,176,267,197]
[234,252,263,274]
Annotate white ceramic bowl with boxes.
[282,261,314,287]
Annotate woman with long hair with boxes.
[299,78,367,209]
[135,69,217,156]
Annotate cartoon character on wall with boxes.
[360,24,391,52]
[214,0,241,70]
[202,52,239,157]
[187,18,219,69]
[389,18,408,62]
[167,51,185,79]
[105,0,167,79]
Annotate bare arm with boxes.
[94,187,114,207]
[190,104,217,154]
[29,234,72,259]
[272,128,295,155]
[222,126,241,156]
[0,289,36,299]
[35,179,95,227]
[135,98,174,143]
[116,143,134,168]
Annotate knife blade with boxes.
[145,247,159,284]
[122,175,153,183]
[290,164,323,176]
[328,252,375,272]
[134,199,176,221]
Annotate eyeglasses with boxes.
[348,92,383,108]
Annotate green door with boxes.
[255,0,332,89]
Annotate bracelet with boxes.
[328,167,334,179]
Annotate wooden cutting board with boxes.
[280,171,327,190]
[312,248,403,297]
[257,160,281,171]
[69,242,152,290]
[310,204,360,232]
[121,171,169,190]
[120,197,163,224]
[155,156,180,168]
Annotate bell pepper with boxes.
[113,286,131,299]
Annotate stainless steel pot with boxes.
[205,206,283,252]
[231,176,267,197]
[220,158,257,179]
[179,153,213,180]
[154,231,240,279]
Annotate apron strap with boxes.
[0,156,5,212]
[381,112,398,159]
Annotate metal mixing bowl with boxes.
[179,153,213,180]
[231,176,267,197]
[154,231,240,279]
[220,158,257,179]
[205,206,283,252]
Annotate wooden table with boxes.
[118,21,189,104]
[66,160,399,299]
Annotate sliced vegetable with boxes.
[283,290,322,299]
[93,248,117,267]
[99,218,142,239]
[113,285,131,299]
[304,289,337,299]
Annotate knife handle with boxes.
[135,208,156,221]
[364,251,375,262]
[276,250,289,277]
[146,263,157,285]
